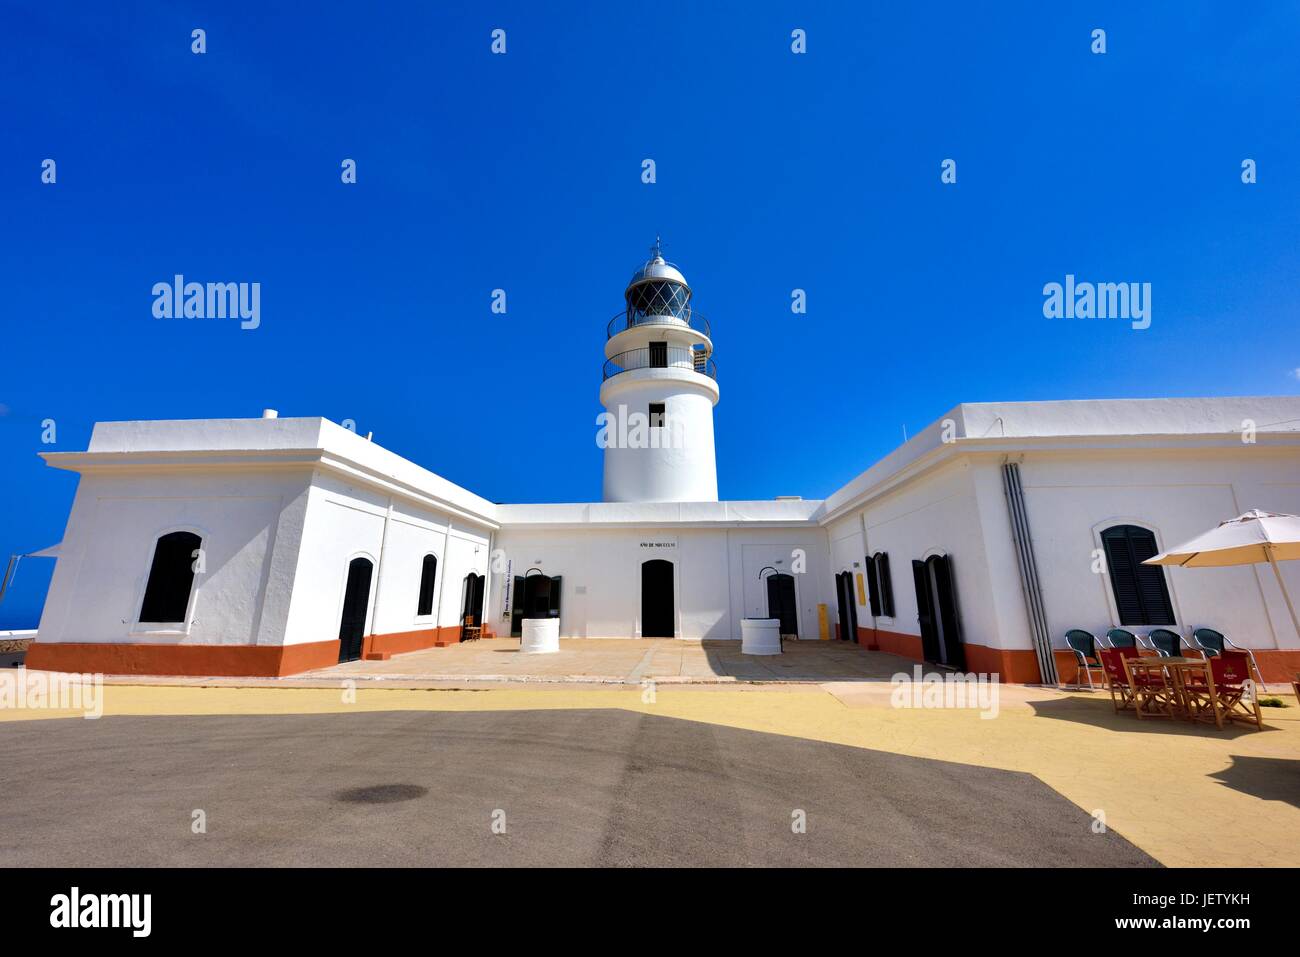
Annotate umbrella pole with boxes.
[1266,549,1300,640]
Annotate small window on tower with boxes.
[649,403,665,428]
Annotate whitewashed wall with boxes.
[826,459,1002,649]
[489,525,831,639]
[282,472,492,646]
[37,470,312,647]
[1020,448,1300,652]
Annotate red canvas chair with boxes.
[1205,651,1263,731]
[1098,646,1140,713]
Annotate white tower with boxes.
[601,240,719,502]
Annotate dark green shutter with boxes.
[510,576,525,637]
[877,553,895,617]
[547,576,562,619]
[912,560,938,662]
[931,555,966,670]
[1102,526,1175,626]
[865,555,882,616]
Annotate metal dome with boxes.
[626,237,689,290]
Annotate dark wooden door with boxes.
[511,575,525,637]
[844,573,859,643]
[649,341,667,368]
[834,572,849,641]
[461,572,485,640]
[546,576,562,619]
[527,575,552,617]
[461,573,485,625]
[766,573,798,637]
[912,559,940,664]
[641,560,674,637]
[929,554,965,669]
[337,557,373,663]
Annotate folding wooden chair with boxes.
[1205,651,1263,731]
[1125,656,1177,719]
[1099,646,1140,713]
[461,614,482,642]
[1193,627,1265,681]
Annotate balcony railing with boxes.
[606,309,711,340]
[602,346,718,382]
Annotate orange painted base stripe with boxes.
[24,640,340,678]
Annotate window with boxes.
[865,552,895,618]
[1100,525,1175,626]
[628,280,689,319]
[648,341,667,368]
[649,402,665,428]
[417,554,438,616]
[138,531,202,623]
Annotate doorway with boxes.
[641,559,674,637]
[510,572,562,637]
[765,573,798,638]
[461,572,485,640]
[337,557,373,663]
[911,554,965,669]
[834,571,858,642]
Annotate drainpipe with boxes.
[1001,460,1058,684]
[435,520,453,642]
[859,510,877,649]
[483,530,495,637]
[366,498,394,657]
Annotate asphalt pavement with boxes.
[0,708,1158,867]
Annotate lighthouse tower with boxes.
[601,241,719,502]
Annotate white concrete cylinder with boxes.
[520,617,560,654]
[741,618,782,655]
[600,370,719,503]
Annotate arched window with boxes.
[1101,524,1175,626]
[139,531,202,623]
[417,554,437,616]
[866,552,895,618]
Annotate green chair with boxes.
[1145,628,1185,658]
[1105,628,1139,650]
[1192,627,1226,657]
[1064,629,1103,690]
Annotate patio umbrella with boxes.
[1144,509,1300,637]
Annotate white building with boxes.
[25,250,1300,682]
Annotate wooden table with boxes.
[1124,656,1211,721]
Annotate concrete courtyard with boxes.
[309,636,916,684]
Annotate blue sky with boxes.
[2,1,1298,627]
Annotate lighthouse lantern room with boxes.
[600,240,720,502]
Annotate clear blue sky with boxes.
[2,1,1298,627]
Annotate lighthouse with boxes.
[601,240,719,502]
